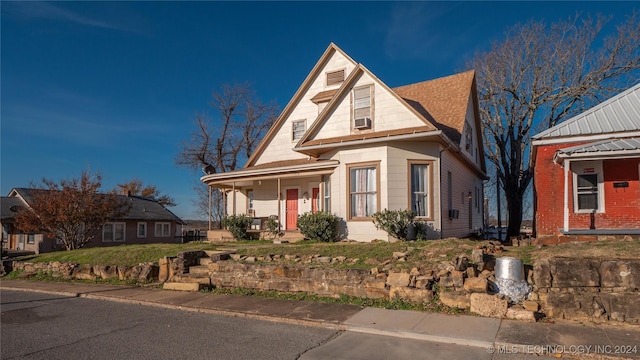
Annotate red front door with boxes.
[286,189,298,230]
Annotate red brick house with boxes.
[531,83,640,244]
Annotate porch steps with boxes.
[188,265,212,276]
[171,273,211,285]
[163,282,206,292]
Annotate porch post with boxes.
[232,182,236,215]
[277,177,282,231]
[563,159,569,232]
[208,185,212,230]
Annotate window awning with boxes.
[554,137,640,163]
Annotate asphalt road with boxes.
[1,290,337,360]
[0,290,569,360]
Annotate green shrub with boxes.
[265,215,280,240]
[221,214,253,240]
[372,209,416,241]
[297,212,341,242]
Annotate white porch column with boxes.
[563,159,570,232]
[277,177,282,230]
[232,182,236,215]
[208,185,212,230]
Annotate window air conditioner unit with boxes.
[354,117,371,129]
[448,209,459,220]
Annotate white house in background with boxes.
[201,43,487,242]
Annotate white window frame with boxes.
[155,222,171,237]
[408,161,434,219]
[103,222,126,243]
[291,119,306,141]
[347,162,380,220]
[572,161,604,213]
[137,222,147,238]
[464,120,473,154]
[322,175,331,212]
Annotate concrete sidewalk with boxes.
[1,280,638,359]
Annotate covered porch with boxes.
[201,159,338,240]
[553,137,640,235]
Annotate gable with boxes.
[248,43,358,167]
[302,69,431,143]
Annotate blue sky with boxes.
[2,1,636,220]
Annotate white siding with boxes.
[310,72,427,142]
[459,94,482,167]
[386,143,442,237]
[255,53,357,165]
[440,149,484,238]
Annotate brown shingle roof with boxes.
[392,70,476,143]
[310,89,339,104]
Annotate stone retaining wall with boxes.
[7,260,159,282]
[532,257,640,324]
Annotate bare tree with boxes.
[470,13,640,237]
[116,178,176,207]
[177,83,278,221]
[15,170,130,251]
[176,83,278,173]
[192,180,225,227]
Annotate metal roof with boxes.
[558,137,640,155]
[533,83,640,139]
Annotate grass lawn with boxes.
[10,238,640,269]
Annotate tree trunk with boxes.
[505,189,523,238]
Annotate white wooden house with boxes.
[202,43,487,242]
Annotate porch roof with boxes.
[554,137,640,163]
[201,158,339,188]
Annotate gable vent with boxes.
[326,69,345,86]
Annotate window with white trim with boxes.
[322,175,331,212]
[155,222,171,237]
[576,174,599,211]
[572,161,604,213]
[348,162,379,219]
[137,222,147,238]
[292,120,306,141]
[409,161,433,218]
[103,222,125,242]
[27,233,35,244]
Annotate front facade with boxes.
[532,83,640,243]
[2,188,184,253]
[202,44,487,242]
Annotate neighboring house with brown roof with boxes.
[2,188,185,253]
[531,83,640,244]
[201,43,487,241]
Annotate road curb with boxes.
[346,324,494,349]
[0,286,80,298]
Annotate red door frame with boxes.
[312,187,319,213]
[286,189,298,230]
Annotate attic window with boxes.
[464,121,473,153]
[353,85,373,129]
[292,120,306,141]
[326,69,345,86]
